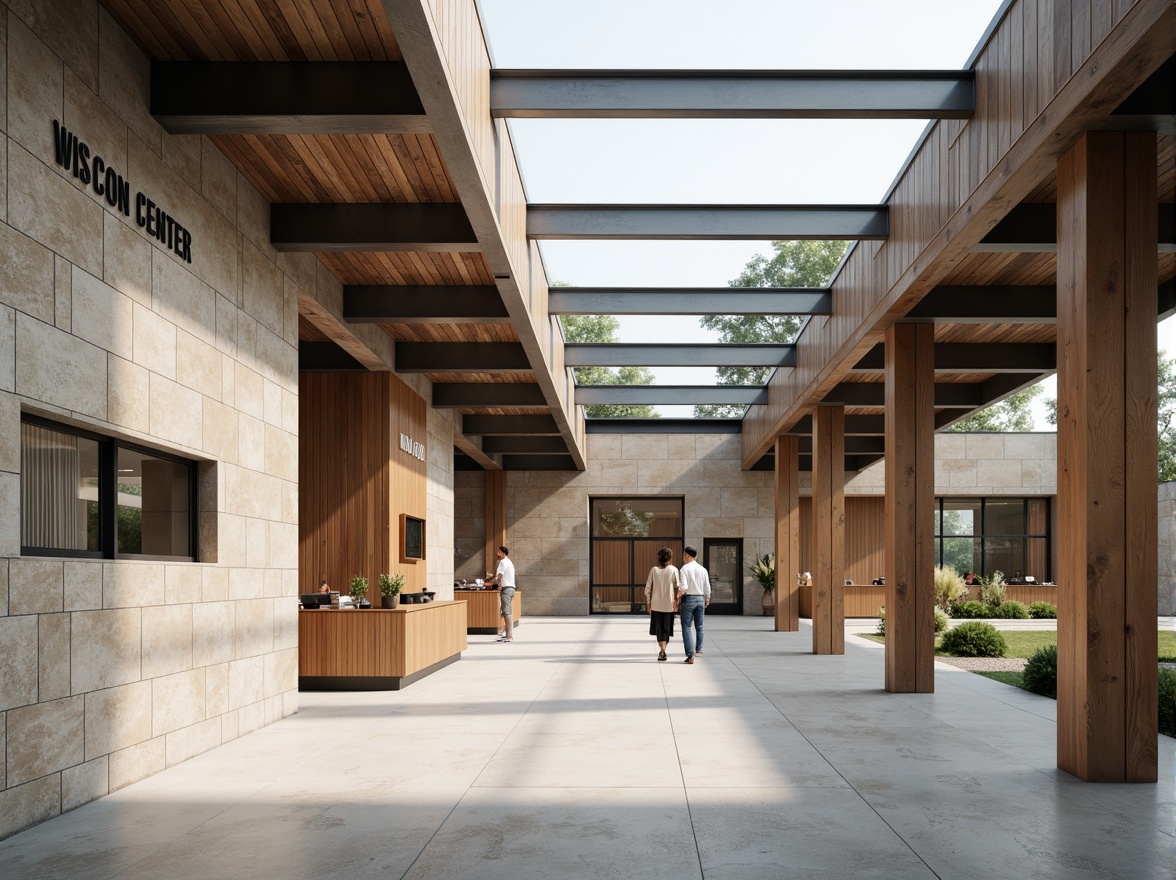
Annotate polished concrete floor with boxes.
[2,616,1173,879]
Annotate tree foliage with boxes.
[561,314,657,418]
[944,385,1042,433]
[694,240,848,418]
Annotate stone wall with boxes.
[0,0,299,838]
[1161,480,1175,616]
[455,432,1061,617]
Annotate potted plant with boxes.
[378,572,404,609]
[750,553,776,616]
[349,574,368,608]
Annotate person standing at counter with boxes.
[644,548,679,662]
[677,546,710,663]
[487,546,516,642]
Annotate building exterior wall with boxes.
[1161,480,1175,616]
[0,1,301,838]
[455,432,1060,617]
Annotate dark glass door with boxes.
[703,539,742,615]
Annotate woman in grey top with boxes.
[645,547,680,661]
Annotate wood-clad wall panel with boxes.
[798,496,884,588]
[742,0,1171,465]
[592,542,630,585]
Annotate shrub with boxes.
[1160,669,1176,738]
[876,605,885,636]
[1029,602,1058,619]
[933,566,968,612]
[1022,645,1057,697]
[933,608,949,634]
[950,600,993,619]
[979,571,1007,606]
[940,621,1007,657]
[993,600,1030,619]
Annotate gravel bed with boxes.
[936,656,1027,672]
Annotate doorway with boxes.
[703,539,743,614]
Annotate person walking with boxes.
[677,545,711,663]
[486,546,516,642]
[644,547,679,661]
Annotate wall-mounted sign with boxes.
[52,120,193,264]
[399,432,426,462]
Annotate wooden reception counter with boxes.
[298,600,467,691]
[455,588,521,634]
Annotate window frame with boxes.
[20,414,199,562]
[932,496,1050,581]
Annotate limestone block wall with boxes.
[1160,480,1175,616]
[0,1,301,838]
[455,431,1061,617]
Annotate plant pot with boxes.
[381,594,400,609]
[761,592,775,617]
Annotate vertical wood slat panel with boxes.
[485,470,506,575]
[592,541,630,585]
[774,436,801,632]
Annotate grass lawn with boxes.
[858,630,1176,660]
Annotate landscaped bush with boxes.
[939,621,1007,657]
[1028,602,1058,619]
[934,608,949,634]
[950,600,993,619]
[934,566,968,612]
[1159,669,1176,738]
[1022,644,1057,697]
[876,605,886,636]
[993,600,1030,619]
[979,571,1007,607]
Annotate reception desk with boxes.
[298,600,467,690]
[455,588,521,633]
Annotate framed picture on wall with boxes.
[401,514,426,562]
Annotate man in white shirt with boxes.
[487,545,516,642]
[677,546,711,662]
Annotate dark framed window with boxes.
[589,496,684,614]
[933,497,1050,582]
[21,415,197,561]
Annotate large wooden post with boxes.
[485,470,506,577]
[812,405,845,654]
[1056,131,1158,782]
[884,322,936,693]
[774,435,801,632]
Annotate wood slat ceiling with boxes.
[932,324,1056,344]
[319,253,495,287]
[1020,136,1172,203]
[102,0,401,61]
[210,134,458,203]
[940,252,1056,286]
[424,372,536,384]
[386,325,521,343]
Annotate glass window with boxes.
[591,497,682,537]
[21,417,195,560]
[941,499,979,536]
[941,537,980,574]
[934,497,1051,582]
[984,499,1025,535]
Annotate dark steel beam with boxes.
[502,455,578,471]
[1107,56,1175,133]
[298,342,367,372]
[825,382,983,408]
[432,384,547,408]
[527,205,887,241]
[462,414,561,435]
[344,285,508,323]
[565,343,795,367]
[481,436,569,455]
[585,418,743,433]
[976,203,1174,252]
[548,287,833,316]
[850,342,1055,373]
[151,62,429,134]
[489,69,974,119]
[271,204,479,252]
[396,343,531,373]
[907,286,1057,323]
[576,385,768,405]
[796,436,886,454]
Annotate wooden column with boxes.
[811,405,845,654]
[884,322,936,693]
[774,435,801,632]
[485,469,506,577]
[1056,131,1158,782]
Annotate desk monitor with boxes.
[301,594,330,609]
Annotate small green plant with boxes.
[876,604,885,636]
[950,600,993,619]
[939,621,1007,657]
[1159,669,1176,738]
[1028,602,1057,619]
[349,574,368,600]
[933,566,968,612]
[1022,644,1057,697]
[933,608,949,634]
[378,573,404,596]
[993,600,1030,619]
[749,553,775,594]
[979,571,1006,606]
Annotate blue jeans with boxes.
[679,595,705,657]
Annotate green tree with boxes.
[944,384,1042,433]
[1044,351,1176,481]
[694,240,848,417]
[561,314,657,418]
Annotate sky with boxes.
[476,0,1176,422]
